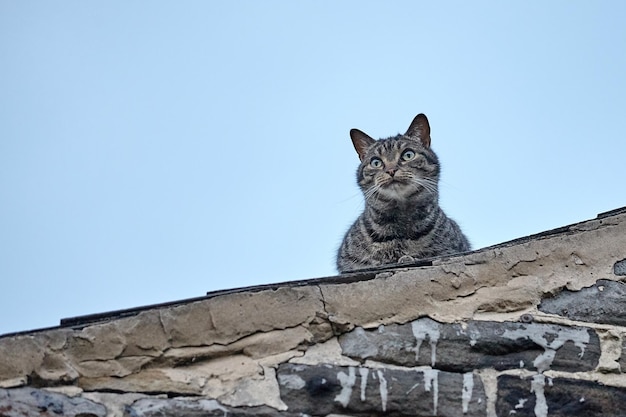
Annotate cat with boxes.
[336,113,470,273]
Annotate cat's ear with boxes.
[350,129,376,161]
[405,113,431,148]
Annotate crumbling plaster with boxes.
[1,211,625,416]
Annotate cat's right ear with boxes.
[350,129,376,161]
[405,113,431,148]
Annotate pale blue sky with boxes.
[1,1,625,335]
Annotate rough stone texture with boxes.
[277,363,486,416]
[539,279,626,326]
[159,286,324,347]
[595,329,623,374]
[0,336,45,382]
[125,398,301,417]
[339,318,601,373]
[0,209,625,416]
[620,336,626,373]
[160,326,312,365]
[497,374,626,417]
[0,387,107,417]
[118,311,170,357]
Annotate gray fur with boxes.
[336,113,470,273]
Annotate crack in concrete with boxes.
[317,285,355,336]
[157,310,170,344]
[316,285,329,318]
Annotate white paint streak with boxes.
[469,328,481,347]
[198,400,229,416]
[377,369,388,412]
[406,382,421,394]
[502,324,590,372]
[530,374,548,417]
[411,318,441,366]
[423,369,439,416]
[533,350,556,374]
[462,373,474,414]
[334,367,356,408]
[514,398,528,409]
[358,367,369,401]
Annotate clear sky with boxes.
[1,1,625,335]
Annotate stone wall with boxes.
[1,210,626,417]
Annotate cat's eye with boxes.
[401,149,416,161]
[370,158,383,168]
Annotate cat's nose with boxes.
[386,167,397,176]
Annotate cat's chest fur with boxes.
[336,113,470,273]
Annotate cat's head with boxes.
[350,113,440,203]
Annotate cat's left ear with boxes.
[350,129,376,161]
[405,113,431,148]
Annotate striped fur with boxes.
[336,113,470,272]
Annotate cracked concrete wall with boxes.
[1,211,626,416]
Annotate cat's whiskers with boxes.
[411,177,438,195]
[364,183,382,204]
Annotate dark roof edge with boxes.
[597,206,626,219]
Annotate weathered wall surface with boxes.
[1,211,626,416]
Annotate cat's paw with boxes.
[398,255,415,264]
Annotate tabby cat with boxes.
[336,113,470,273]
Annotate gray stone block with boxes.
[338,318,600,373]
[0,387,106,417]
[277,363,486,416]
[497,374,626,417]
[125,398,300,417]
[539,279,626,326]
